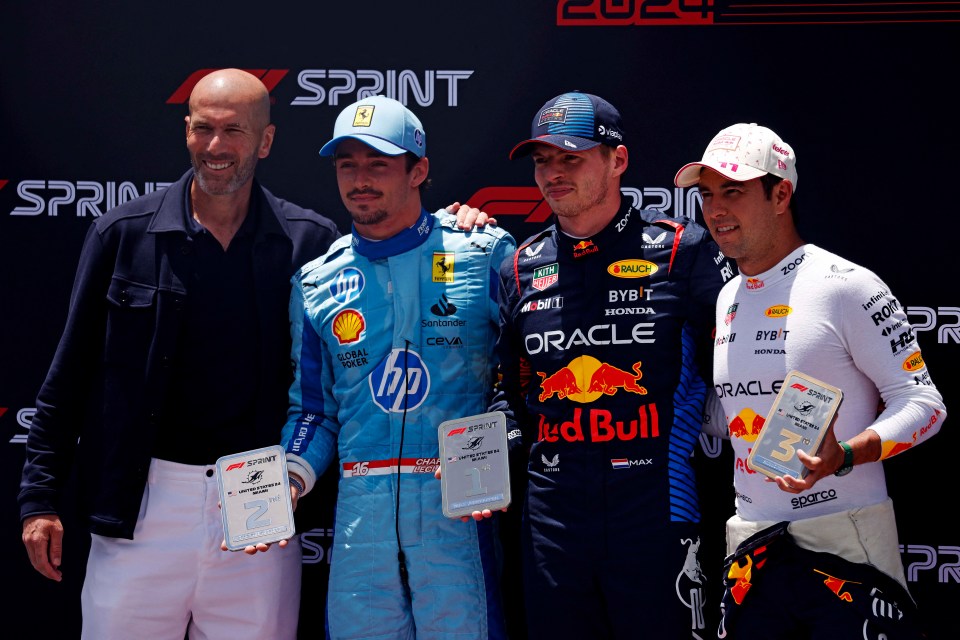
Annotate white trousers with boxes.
[81,458,302,640]
[726,497,909,592]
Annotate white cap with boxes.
[674,123,798,192]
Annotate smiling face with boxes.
[697,168,797,275]
[333,138,427,239]
[185,70,274,197]
[530,143,627,237]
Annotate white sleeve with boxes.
[839,270,946,458]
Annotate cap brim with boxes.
[508,135,601,160]
[674,161,768,187]
[319,134,409,158]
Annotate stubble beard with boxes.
[350,207,390,227]
[550,180,608,221]
[192,155,257,196]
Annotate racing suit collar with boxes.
[352,208,434,260]
[555,201,636,259]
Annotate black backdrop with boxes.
[2,2,958,638]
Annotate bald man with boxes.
[19,68,341,639]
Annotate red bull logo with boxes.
[537,356,650,404]
[572,239,598,258]
[537,405,660,443]
[746,277,764,290]
[727,549,769,605]
[728,408,764,441]
[587,361,647,396]
[727,555,752,605]
[814,570,859,602]
[537,367,582,402]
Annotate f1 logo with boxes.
[166,69,289,104]
[466,187,553,225]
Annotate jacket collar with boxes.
[147,168,288,242]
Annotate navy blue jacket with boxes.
[18,169,340,539]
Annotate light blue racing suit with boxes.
[282,209,515,640]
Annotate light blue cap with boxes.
[319,95,426,158]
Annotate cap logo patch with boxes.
[352,105,375,127]
[538,107,567,126]
[708,133,741,151]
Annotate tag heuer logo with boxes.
[532,263,559,291]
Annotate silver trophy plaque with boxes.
[216,445,296,551]
[747,371,844,480]
[439,411,511,519]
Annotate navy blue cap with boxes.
[509,91,624,159]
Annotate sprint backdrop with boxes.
[2,2,958,638]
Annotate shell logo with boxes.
[607,259,658,278]
[765,305,792,318]
[333,309,365,345]
[902,352,925,372]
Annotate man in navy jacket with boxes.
[18,68,340,639]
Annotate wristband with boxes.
[834,441,854,477]
[288,475,305,495]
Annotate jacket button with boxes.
[205,469,214,478]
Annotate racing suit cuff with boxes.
[285,455,318,497]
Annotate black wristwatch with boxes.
[834,441,854,477]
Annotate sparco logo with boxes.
[791,489,837,509]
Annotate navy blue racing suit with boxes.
[491,201,735,639]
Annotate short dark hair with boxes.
[404,152,431,196]
[759,173,799,221]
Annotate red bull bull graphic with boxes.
[537,356,648,403]
[537,366,582,402]
[727,544,771,606]
[730,408,764,475]
[814,569,859,603]
[587,361,647,396]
